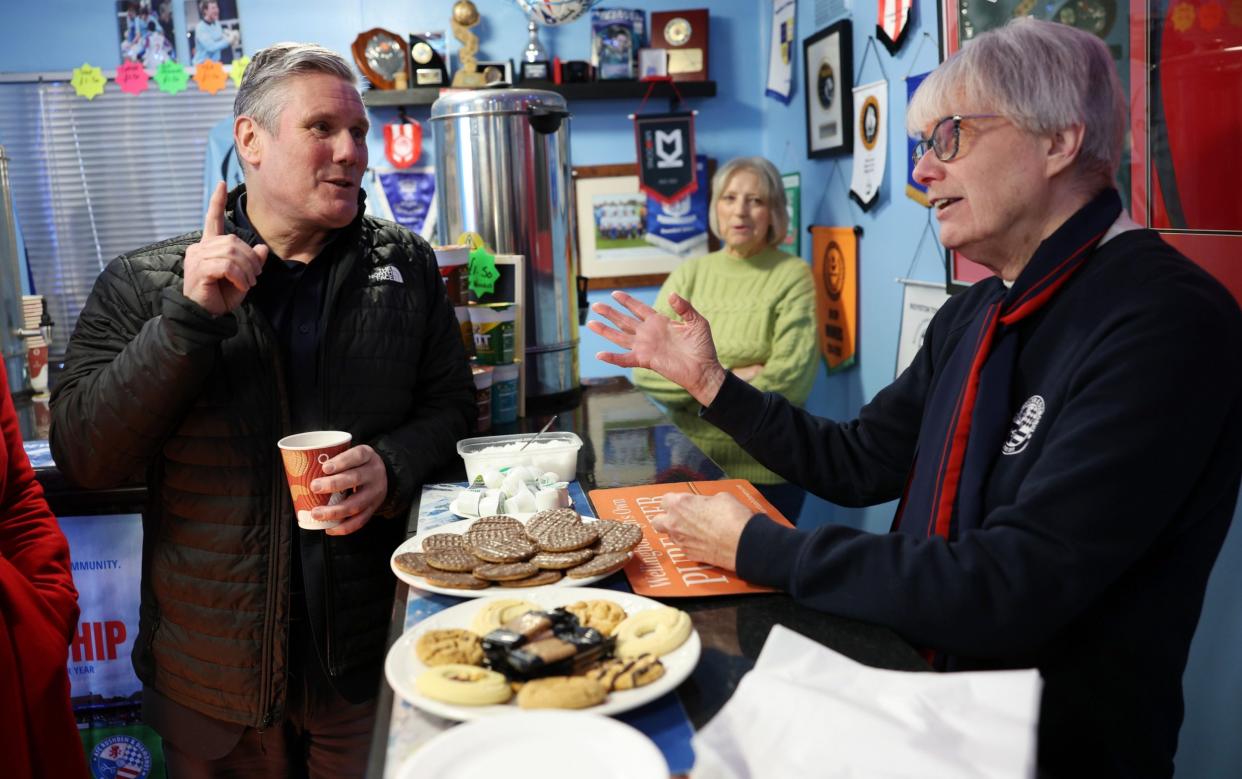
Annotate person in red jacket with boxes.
[0,360,87,778]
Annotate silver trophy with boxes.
[514,0,600,64]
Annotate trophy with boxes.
[451,1,487,87]
[512,0,601,81]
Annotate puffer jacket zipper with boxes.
[319,235,351,678]
[249,304,293,727]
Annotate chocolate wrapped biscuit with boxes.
[486,609,614,680]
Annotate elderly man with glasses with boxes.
[589,17,1242,778]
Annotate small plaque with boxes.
[476,59,513,85]
[649,9,708,82]
[520,60,551,82]
[409,32,450,87]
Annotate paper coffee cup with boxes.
[25,338,49,392]
[277,431,352,530]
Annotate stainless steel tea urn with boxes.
[431,88,582,404]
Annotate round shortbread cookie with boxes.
[516,675,608,709]
[421,533,466,552]
[469,534,538,563]
[422,570,490,590]
[498,569,563,587]
[530,522,599,553]
[416,664,512,705]
[425,548,482,572]
[469,598,540,635]
[565,551,630,579]
[592,520,644,553]
[473,561,539,581]
[415,628,484,666]
[564,599,628,636]
[393,552,434,577]
[529,548,595,570]
[526,508,581,535]
[471,515,524,533]
[614,607,692,658]
[583,653,665,690]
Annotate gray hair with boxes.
[708,157,790,247]
[906,17,1125,186]
[234,42,357,134]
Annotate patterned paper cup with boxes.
[277,431,352,530]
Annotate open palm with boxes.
[588,291,726,406]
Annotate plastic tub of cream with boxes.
[457,431,582,485]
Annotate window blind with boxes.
[0,79,234,359]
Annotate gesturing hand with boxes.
[650,492,755,571]
[309,444,389,536]
[587,291,728,407]
[183,181,268,316]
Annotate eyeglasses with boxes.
[912,114,1002,164]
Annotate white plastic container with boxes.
[457,431,582,485]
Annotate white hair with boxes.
[907,18,1125,185]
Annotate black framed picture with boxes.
[803,19,853,158]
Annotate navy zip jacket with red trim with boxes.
[706,222,1242,778]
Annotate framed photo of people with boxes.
[936,0,1242,299]
[802,19,853,158]
[572,159,718,289]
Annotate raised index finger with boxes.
[203,181,227,238]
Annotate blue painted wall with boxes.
[1,1,1237,775]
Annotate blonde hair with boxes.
[708,157,789,247]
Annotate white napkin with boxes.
[691,625,1041,779]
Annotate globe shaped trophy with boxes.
[513,0,600,81]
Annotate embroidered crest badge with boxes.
[1002,395,1045,456]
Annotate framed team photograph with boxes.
[802,19,853,158]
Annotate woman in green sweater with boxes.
[634,156,818,521]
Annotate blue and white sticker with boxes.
[90,734,152,779]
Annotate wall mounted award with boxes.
[649,9,708,81]
[408,32,450,86]
[351,28,409,90]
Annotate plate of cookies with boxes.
[384,587,700,721]
[390,509,644,597]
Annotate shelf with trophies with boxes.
[357,2,715,109]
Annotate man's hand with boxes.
[183,181,268,316]
[309,444,389,536]
[650,492,755,571]
[588,290,728,407]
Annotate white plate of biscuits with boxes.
[390,509,643,597]
[384,587,701,722]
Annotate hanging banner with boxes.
[849,79,887,212]
[59,514,145,705]
[645,154,711,256]
[811,225,858,372]
[905,71,932,206]
[765,0,796,103]
[895,278,950,378]
[877,0,913,54]
[375,169,437,239]
[633,111,698,204]
[384,121,423,169]
[781,172,801,257]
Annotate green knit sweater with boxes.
[634,246,818,484]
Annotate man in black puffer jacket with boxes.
[50,42,475,777]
